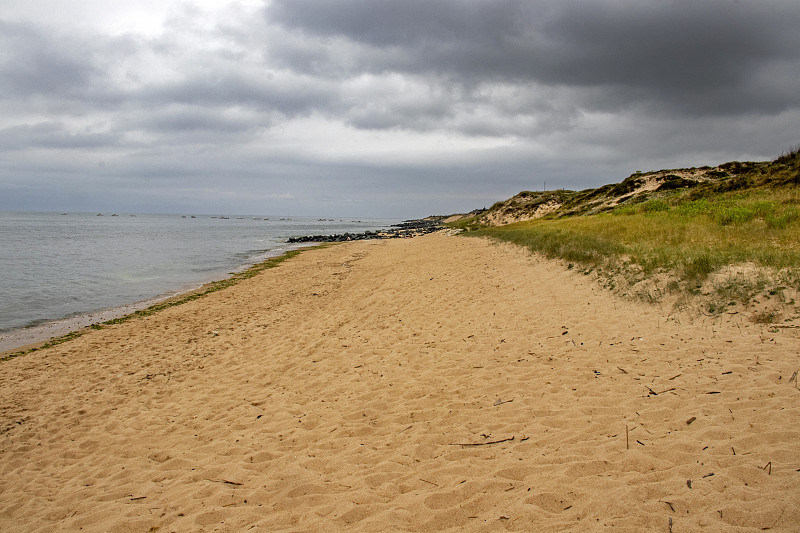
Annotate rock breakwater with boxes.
[287,218,442,243]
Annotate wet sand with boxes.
[1,233,798,531]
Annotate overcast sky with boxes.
[1,0,798,217]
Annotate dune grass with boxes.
[464,187,800,316]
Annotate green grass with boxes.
[1,245,328,362]
[463,187,800,315]
[446,215,485,232]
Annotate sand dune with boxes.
[1,233,798,531]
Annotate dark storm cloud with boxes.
[268,0,526,51]
[268,0,800,117]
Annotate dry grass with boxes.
[463,187,800,321]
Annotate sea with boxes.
[0,211,401,352]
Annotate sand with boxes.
[1,233,798,532]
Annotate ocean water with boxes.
[0,211,400,348]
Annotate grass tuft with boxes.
[460,184,800,315]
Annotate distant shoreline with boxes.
[0,213,406,355]
[1,218,443,356]
[0,243,314,357]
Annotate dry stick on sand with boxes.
[450,436,515,447]
[207,479,243,486]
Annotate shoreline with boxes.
[1,217,439,356]
[1,233,798,531]
[0,212,406,352]
[0,242,317,357]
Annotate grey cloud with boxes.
[0,20,145,116]
[268,0,526,50]
[0,122,120,150]
[0,16,316,117]
[267,0,800,117]
[143,107,265,137]
[0,21,101,98]
[0,17,333,146]
[541,1,800,115]
[542,2,798,84]
[143,71,335,118]
[1,1,798,219]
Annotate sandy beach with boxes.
[1,233,798,532]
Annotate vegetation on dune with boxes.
[453,147,800,320]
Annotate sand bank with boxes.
[1,233,798,531]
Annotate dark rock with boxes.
[287,218,443,244]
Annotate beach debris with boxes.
[207,479,243,486]
[762,461,772,475]
[686,416,697,425]
[142,372,169,381]
[450,436,515,447]
[669,516,673,532]
[493,397,513,406]
[211,330,219,337]
[687,479,692,489]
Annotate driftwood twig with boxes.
[450,436,514,447]
[207,479,243,486]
